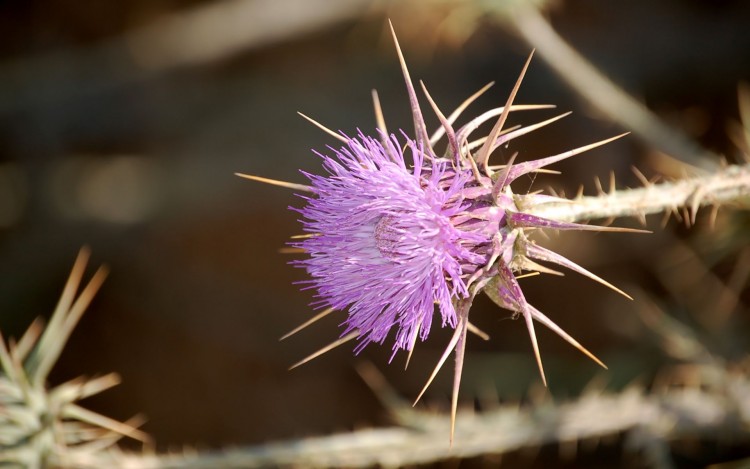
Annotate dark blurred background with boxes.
[1,0,749,462]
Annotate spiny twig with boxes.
[71,362,750,468]
[524,163,750,225]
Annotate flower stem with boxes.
[526,164,750,224]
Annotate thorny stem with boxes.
[524,164,750,224]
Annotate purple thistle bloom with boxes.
[296,132,489,356]
[239,22,644,442]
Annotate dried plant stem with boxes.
[525,164,750,224]
[79,371,750,468]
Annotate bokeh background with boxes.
[1,0,749,466]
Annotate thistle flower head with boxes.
[296,132,487,356]
[239,22,642,442]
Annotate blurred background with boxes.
[1,0,749,466]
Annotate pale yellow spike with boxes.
[63,404,151,443]
[468,125,521,152]
[388,20,432,152]
[235,173,312,193]
[487,112,573,156]
[13,317,44,362]
[515,271,542,280]
[523,309,547,387]
[709,204,719,229]
[449,316,469,446]
[404,318,422,370]
[413,321,465,406]
[32,260,109,386]
[458,104,557,143]
[280,307,336,341]
[466,321,490,341]
[529,306,607,370]
[371,89,388,137]
[631,166,651,187]
[593,175,604,195]
[278,247,305,254]
[476,50,535,171]
[608,170,616,195]
[297,112,347,143]
[430,82,495,144]
[289,331,359,370]
[420,80,459,157]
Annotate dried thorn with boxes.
[13,317,45,362]
[660,209,672,229]
[688,186,705,225]
[476,50,535,172]
[489,112,572,154]
[575,185,585,199]
[637,212,647,227]
[289,331,358,369]
[631,165,651,187]
[709,204,719,229]
[526,243,633,300]
[608,170,616,195]
[493,152,518,200]
[404,318,422,370]
[235,173,312,193]
[278,247,304,254]
[430,81,495,145]
[601,217,615,227]
[413,318,466,406]
[529,305,607,370]
[371,90,388,138]
[593,175,604,195]
[681,206,691,227]
[32,258,109,386]
[63,404,151,443]
[280,307,335,341]
[420,80,460,161]
[506,133,629,182]
[523,307,547,387]
[450,313,470,445]
[515,271,542,280]
[388,20,433,156]
[466,321,490,341]
[297,112,347,143]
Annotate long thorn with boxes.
[529,305,607,369]
[413,320,465,406]
[388,20,433,156]
[289,331,359,370]
[430,82,494,145]
[476,50,535,171]
[450,308,470,445]
[235,173,312,192]
[279,307,335,341]
[523,307,547,387]
[297,112,347,143]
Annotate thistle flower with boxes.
[238,22,644,442]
